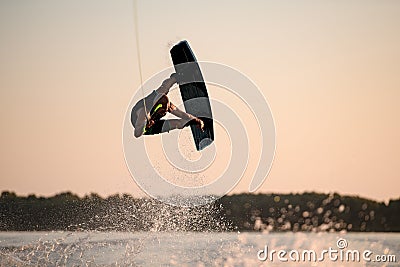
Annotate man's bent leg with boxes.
[144,119,187,135]
[167,119,189,130]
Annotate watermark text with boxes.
[257,238,397,263]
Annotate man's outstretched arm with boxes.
[169,102,193,120]
[155,75,177,95]
[169,103,204,130]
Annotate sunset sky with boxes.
[1,0,399,201]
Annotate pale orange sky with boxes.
[1,1,399,201]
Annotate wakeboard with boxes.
[170,40,214,151]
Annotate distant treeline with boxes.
[0,191,399,232]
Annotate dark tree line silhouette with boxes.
[218,193,400,232]
[0,191,399,232]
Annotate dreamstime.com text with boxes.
[257,238,397,263]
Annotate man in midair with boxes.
[131,73,204,138]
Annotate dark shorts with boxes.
[144,120,169,135]
[143,119,187,135]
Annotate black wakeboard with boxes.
[170,40,214,151]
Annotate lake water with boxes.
[0,231,398,266]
